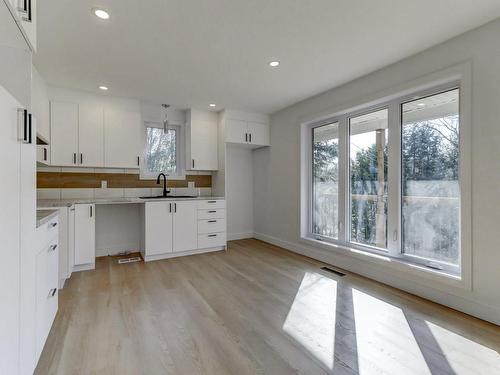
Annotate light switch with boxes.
[188,181,195,188]
[101,180,107,189]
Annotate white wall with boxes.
[254,19,500,324]
[226,144,254,239]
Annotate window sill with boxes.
[300,236,469,290]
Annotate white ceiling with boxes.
[34,1,500,114]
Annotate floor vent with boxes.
[118,257,142,264]
[320,267,345,277]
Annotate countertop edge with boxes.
[37,196,226,208]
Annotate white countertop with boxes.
[37,196,226,208]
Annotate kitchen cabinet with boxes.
[79,104,104,167]
[74,204,95,270]
[50,101,106,167]
[226,118,270,148]
[36,144,50,164]
[144,201,173,256]
[104,109,142,168]
[186,109,218,170]
[4,0,37,51]
[50,101,78,166]
[172,201,198,252]
[34,220,58,362]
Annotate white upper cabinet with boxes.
[79,104,104,167]
[5,0,37,51]
[186,109,218,170]
[50,101,79,166]
[104,109,142,168]
[224,111,270,148]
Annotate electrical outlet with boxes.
[188,181,195,188]
[101,180,107,189]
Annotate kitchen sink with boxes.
[139,196,197,199]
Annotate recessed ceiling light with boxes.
[99,85,108,91]
[209,104,217,108]
[269,61,280,67]
[92,8,110,20]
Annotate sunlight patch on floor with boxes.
[282,272,337,369]
[351,288,431,375]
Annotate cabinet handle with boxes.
[50,288,57,297]
[50,222,57,228]
[208,220,217,223]
[90,206,93,217]
[208,210,217,213]
[192,159,195,169]
[18,109,28,143]
[49,244,58,252]
[23,109,28,143]
[174,203,177,213]
[28,113,32,144]
[207,200,216,203]
[208,234,217,238]
[137,156,140,166]
[73,153,77,164]
[27,0,32,22]
[249,133,252,143]
[245,133,248,142]
[80,153,83,164]
[43,147,47,161]
[169,203,172,213]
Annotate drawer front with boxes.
[197,200,226,210]
[198,208,226,220]
[198,218,226,234]
[37,215,59,249]
[198,232,226,249]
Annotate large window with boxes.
[143,125,181,177]
[401,89,460,265]
[308,83,462,274]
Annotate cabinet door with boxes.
[172,201,197,252]
[74,204,95,266]
[190,118,218,170]
[104,109,142,168]
[145,202,173,255]
[226,119,248,144]
[79,104,104,167]
[248,121,270,146]
[19,0,36,51]
[0,84,21,375]
[68,206,75,278]
[50,101,78,166]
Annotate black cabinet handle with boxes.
[137,156,140,166]
[245,133,248,142]
[249,133,252,143]
[22,109,28,143]
[208,234,217,238]
[169,203,172,213]
[208,220,217,223]
[28,113,32,144]
[90,206,93,217]
[73,153,77,164]
[50,222,57,228]
[27,0,32,21]
[50,288,57,297]
[43,147,47,161]
[174,203,177,213]
[207,201,216,203]
[208,210,217,213]
[49,244,57,252]
[192,159,195,169]
[80,153,83,164]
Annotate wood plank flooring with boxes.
[35,239,500,375]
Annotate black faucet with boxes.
[156,173,170,197]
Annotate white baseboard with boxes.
[227,232,254,241]
[72,263,95,272]
[144,246,225,262]
[254,232,500,326]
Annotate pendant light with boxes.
[162,104,170,133]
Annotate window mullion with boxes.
[338,117,348,243]
[387,101,402,256]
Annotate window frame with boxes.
[304,80,464,276]
[140,121,185,180]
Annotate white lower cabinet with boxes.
[74,204,95,270]
[142,199,226,261]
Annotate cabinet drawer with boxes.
[198,232,226,249]
[197,200,226,210]
[198,208,225,220]
[198,218,226,234]
[37,215,59,249]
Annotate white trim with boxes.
[300,62,472,288]
[72,263,95,272]
[227,232,254,241]
[254,232,499,326]
[143,246,225,262]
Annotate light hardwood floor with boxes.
[36,239,500,375]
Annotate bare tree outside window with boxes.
[145,127,177,174]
